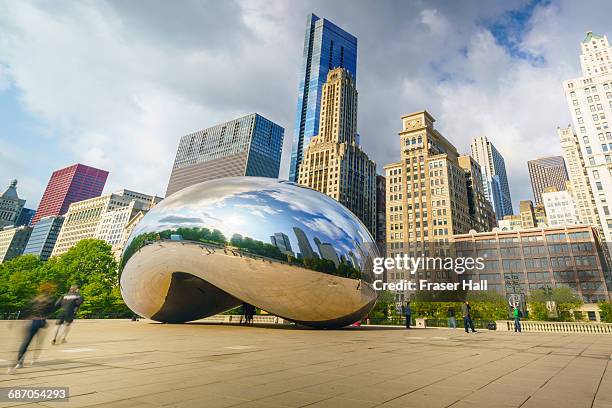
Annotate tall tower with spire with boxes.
[0,180,26,228]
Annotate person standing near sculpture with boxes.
[404,301,411,329]
[513,306,522,333]
[52,285,83,345]
[461,301,476,333]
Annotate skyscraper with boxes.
[0,180,26,228]
[457,155,496,232]
[23,216,64,261]
[31,164,108,225]
[558,126,599,227]
[297,68,376,234]
[527,156,569,206]
[469,136,513,220]
[385,110,472,250]
[289,13,357,182]
[375,175,386,249]
[563,31,612,242]
[165,113,284,196]
[15,208,35,227]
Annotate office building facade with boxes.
[458,155,496,232]
[528,156,569,206]
[454,225,611,303]
[297,68,376,234]
[375,175,386,249]
[16,208,35,227]
[563,31,612,242]
[289,13,357,182]
[470,136,513,220]
[166,113,284,196]
[31,163,108,225]
[384,111,472,253]
[558,126,600,227]
[0,225,32,263]
[51,190,159,256]
[23,216,64,261]
[543,188,580,227]
[0,180,26,229]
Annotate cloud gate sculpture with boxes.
[119,177,379,328]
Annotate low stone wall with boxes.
[496,319,612,333]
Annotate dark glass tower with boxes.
[288,14,357,182]
[165,113,284,196]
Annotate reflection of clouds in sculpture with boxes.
[124,177,377,276]
[234,203,281,218]
[158,215,204,224]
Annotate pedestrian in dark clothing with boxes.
[404,302,412,329]
[246,304,255,325]
[461,301,476,333]
[513,307,522,333]
[52,285,83,345]
[7,283,56,374]
[447,307,457,329]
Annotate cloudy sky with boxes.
[1,0,611,212]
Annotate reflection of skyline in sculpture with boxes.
[270,232,294,257]
[120,177,379,328]
[314,237,340,267]
[292,227,318,260]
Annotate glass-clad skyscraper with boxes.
[23,216,64,261]
[165,113,284,196]
[289,14,357,182]
[470,136,513,220]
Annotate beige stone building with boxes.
[51,190,160,257]
[0,225,32,263]
[558,126,600,228]
[562,32,612,242]
[298,68,376,234]
[384,110,472,258]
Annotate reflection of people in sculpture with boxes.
[246,304,255,325]
[239,302,255,325]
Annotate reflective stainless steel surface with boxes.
[120,177,379,328]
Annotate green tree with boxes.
[598,301,612,323]
[528,287,582,321]
[0,255,45,310]
[0,239,130,318]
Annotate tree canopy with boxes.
[0,239,130,317]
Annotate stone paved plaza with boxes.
[1,320,611,408]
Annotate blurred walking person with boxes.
[7,283,57,374]
[447,306,457,329]
[461,301,477,333]
[52,285,83,345]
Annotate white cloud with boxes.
[0,0,611,213]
